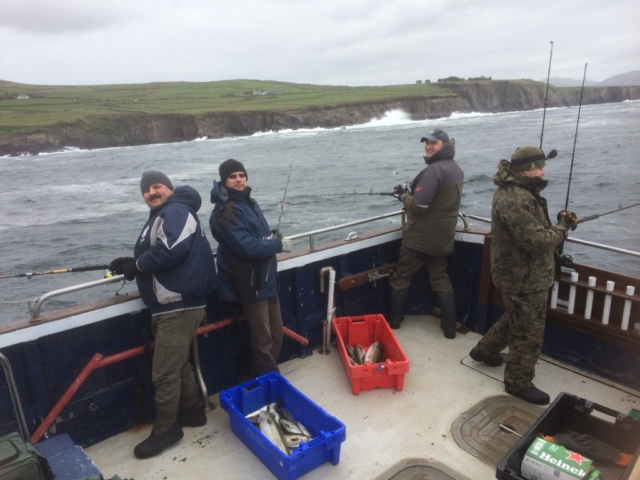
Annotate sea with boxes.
[1,101,639,324]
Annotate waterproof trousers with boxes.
[389,247,454,296]
[473,290,547,392]
[242,295,284,376]
[151,307,205,435]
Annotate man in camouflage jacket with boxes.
[468,146,577,405]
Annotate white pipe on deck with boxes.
[602,280,615,325]
[568,272,579,314]
[621,285,635,331]
[550,281,559,309]
[584,276,596,320]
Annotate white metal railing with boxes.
[287,210,406,250]
[25,211,640,321]
[461,213,640,258]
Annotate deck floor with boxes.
[86,315,640,480]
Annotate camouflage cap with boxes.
[510,146,546,172]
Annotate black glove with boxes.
[393,184,409,199]
[122,261,139,281]
[557,211,578,231]
[270,229,283,239]
[109,257,135,274]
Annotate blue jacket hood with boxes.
[166,185,202,213]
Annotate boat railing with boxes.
[287,210,407,250]
[27,211,638,322]
[461,213,640,258]
[30,275,126,321]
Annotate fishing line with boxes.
[0,264,109,280]
[540,41,554,150]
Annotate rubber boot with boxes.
[389,288,409,330]
[438,294,456,339]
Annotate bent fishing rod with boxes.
[0,264,109,280]
[540,41,554,150]
[265,159,293,283]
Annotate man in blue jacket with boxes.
[109,171,215,459]
[209,159,292,376]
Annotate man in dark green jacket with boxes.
[469,146,577,405]
[388,128,463,338]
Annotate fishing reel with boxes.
[558,253,574,267]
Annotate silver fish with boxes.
[279,418,303,435]
[258,410,288,454]
[276,406,296,424]
[283,434,303,450]
[354,344,366,365]
[346,344,355,358]
[296,421,312,438]
[364,341,383,364]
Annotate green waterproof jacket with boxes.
[399,143,464,257]
[490,160,567,294]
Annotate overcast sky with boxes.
[1,0,638,86]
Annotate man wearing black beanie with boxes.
[210,159,292,375]
[109,170,216,458]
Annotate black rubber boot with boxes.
[438,294,456,339]
[134,423,183,459]
[469,347,504,367]
[505,385,550,405]
[178,403,207,428]
[389,288,409,330]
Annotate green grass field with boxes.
[0,79,456,134]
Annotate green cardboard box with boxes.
[521,437,595,480]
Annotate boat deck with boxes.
[85,315,640,480]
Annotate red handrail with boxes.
[31,316,308,443]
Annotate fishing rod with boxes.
[564,63,588,211]
[540,41,554,150]
[0,264,109,280]
[577,201,640,224]
[323,190,395,197]
[274,159,294,235]
[265,159,293,283]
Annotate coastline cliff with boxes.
[1,82,639,156]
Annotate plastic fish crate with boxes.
[496,392,640,480]
[332,314,410,395]
[219,372,347,480]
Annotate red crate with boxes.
[332,314,410,395]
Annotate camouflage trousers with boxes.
[474,290,548,392]
[151,307,205,434]
[389,246,454,296]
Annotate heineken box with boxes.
[496,392,640,480]
[521,437,594,480]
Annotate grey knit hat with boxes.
[140,171,174,194]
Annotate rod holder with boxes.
[550,281,559,309]
[584,276,596,319]
[568,272,579,314]
[621,285,635,331]
[602,280,615,325]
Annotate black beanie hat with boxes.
[140,171,173,194]
[219,159,248,184]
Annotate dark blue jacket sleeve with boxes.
[213,203,282,260]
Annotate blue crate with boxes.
[219,372,346,480]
